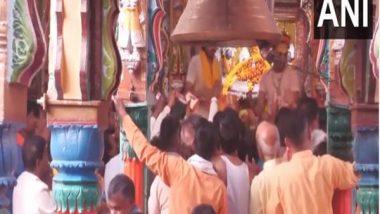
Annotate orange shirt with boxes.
[122,115,228,214]
[16,132,25,146]
[267,150,358,214]
[250,159,282,214]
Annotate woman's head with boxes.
[151,115,180,152]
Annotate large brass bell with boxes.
[171,0,282,46]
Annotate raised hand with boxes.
[112,95,127,117]
[168,91,177,108]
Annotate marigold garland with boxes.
[222,46,271,95]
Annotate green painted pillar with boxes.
[326,105,353,162]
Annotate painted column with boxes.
[0,122,25,214]
[113,0,150,211]
[46,100,109,214]
[317,39,355,213]
[322,36,379,213]
[352,105,378,214]
[1,0,46,212]
[46,0,120,213]
[354,4,379,212]
[120,103,148,211]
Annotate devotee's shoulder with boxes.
[259,70,271,84]
[318,153,354,167]
[316,154,358,188]
[211,156,227,185]
[318,154,356,173]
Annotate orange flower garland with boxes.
[222,46,271,95]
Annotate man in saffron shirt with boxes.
[249,115,287,214]
[266,110,358,214]
[114,97,227,214]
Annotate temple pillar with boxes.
[0,85,27,213]
[113,0,153,211]
[327,105,354,214]
[120,103,148,211]
[320,39,355,213]
[45,100,109,213]
[46,0,120,213]
[354,4,379,212]
[352,105,378,213]
[1,0,47,212]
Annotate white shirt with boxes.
[104,153,124,201]
[13,171,56,214]
[259,67,300,114]
[150,106,171,139]
[148,153,180,214]
[148,176,170,214]
[220,155,249,214]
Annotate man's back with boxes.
[170,165,227,214]
[13,171,56,214]
[268,151,358,214]
[250,159,282,214]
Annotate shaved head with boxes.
[256,121,280,161]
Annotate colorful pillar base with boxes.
[120,103,148,212]
[0,123,23,214]
[46,100,108,214]
[50,124,104,213]
[354,127,379,214]
[326,105,353,161]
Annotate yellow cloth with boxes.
[53,168,58,176]
[123,7,142,31]
[250,168,272,214]
[199,50,221,89]
[267,150,358,214]
[249,159,281,214]
[122,115,228,214]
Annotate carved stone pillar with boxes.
[46,100,108,213]
[46,0,120,213]
[1,0,45,212]
[120,103,148,211]
[352,105,378,214]
[0,123,24,213]
[320,39,355,213]
[325,40,353,161]
[354,4,379,212]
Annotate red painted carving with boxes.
[80,0,89,100]
[17,0,47,86]
[370,22,379,80]
[54,0,64,99]
[106,0,122,98]
[89,0,103,99]
[152,0,165,72]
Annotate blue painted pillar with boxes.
[50,124,104,213]
[352,105,379,213]
[1,0,40,211]
[46,100,108,214]
[0,123,23,214]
